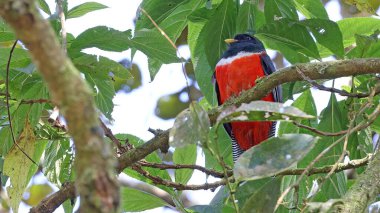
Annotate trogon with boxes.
[214,34,282,161]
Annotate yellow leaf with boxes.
[4,120,37,213]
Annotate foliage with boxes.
[0,0,379,212]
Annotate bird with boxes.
[214,34,282,161]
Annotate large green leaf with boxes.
[0,21,16,42]
[278,89,318,135]
[67,2,108,19]
[85,75,115,119]
[136,0,190,30]
[173,144,197,185]
[338,17,380,48]
[264,0,298,23]
[236,177,282,212]
[347,33,380,58]
[129,29,180,63]
[158,0,204,41]
[143,0,203,80]
[73,53,131,80]
[293,0,328,19]
[188,18,217,104]
[217,101,314,125]
[256,19,320,60]
[0,48,31,73]
[204,126,233,171]
[299,94,347,201]
[234,134,317,180]
[202,0,237,67]
[301,19,344,58]
[69,26,132,52]
[236,0,265,34]
[169,102,210,147]
[43,139,72,185]
[37,0,51,15]
[121,187,169,212]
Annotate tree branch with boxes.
[276,154,372,176]
[29,183,76,213]
[0,0,119,212]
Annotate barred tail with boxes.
[231,122,277,162]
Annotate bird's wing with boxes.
[260,53,282,103]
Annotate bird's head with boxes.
[221,34,265,58]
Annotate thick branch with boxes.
[29,183,76,213]
[337,152,380,212]
[0,0,118,212]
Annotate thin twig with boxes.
[99,119,130,152]
[138,161,229,178]
[132,164,227,191]
[5,40,38,166]
[292,122,348,136]
[276,154,372,176]
[296,66,380,98]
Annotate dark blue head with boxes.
[221,34,266,58]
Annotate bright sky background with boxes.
[19,0,352,212]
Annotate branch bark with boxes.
[0,0,119,212]
[336,152,380,212]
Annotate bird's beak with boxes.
[224,38,237,44]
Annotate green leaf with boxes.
[293,0,328,19]
[256,19,320,60]
[4,121,45,212]
[216,101,315,125]
[233,134,317,180]
[202,0,237,67]
[0,48,31,73]
[73,53,132,80]
[37,0,51,15]
[204,126,233,170]
[43,139,72,185]
[158,0,204,41]
[67,2,108,19]
[121,187,169,212]
[136,0,190,30]
[347,32,380,58]
[188,19,217,104]
[338,17,380,48]
[85,75,115,119]
[264,0,298,23]
[236,1,265,34]
[298,94,347,201]
[173,144,197,185]
[237,177,282,212]
[189,205,235,213]
[69,26,132,52]
[129,29,180,63]
[148,58,162,81]
[0,22,16,42]
[301,19,344,58]
[169,102,210,147]
[278,89,318,135]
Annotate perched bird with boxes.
[214,34,282,161]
